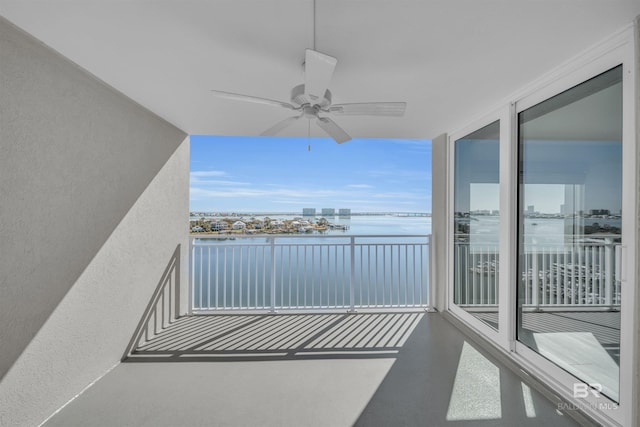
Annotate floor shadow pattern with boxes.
[125,312,423,362]
[473,311,621,363]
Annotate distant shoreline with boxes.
[190,211,432,218]
[189,214,433,236]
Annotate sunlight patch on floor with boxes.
[446,341,502,421]
[521,382,537,418]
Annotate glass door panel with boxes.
[453,120,500,330]
[517,66,622,402]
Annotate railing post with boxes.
[604,237,614,308]
[269,236,277,313]
[174,245,180,320]
[532,249,540,311]
[188,236,194,315]
[427,235,436,311]
[348,236,356,313]
[614,243,622,307]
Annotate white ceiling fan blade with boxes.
[211,90,296,110]
[304,49,337,101]
[316,117,351,144]
[261,115,302,136]
[329,102,407,116]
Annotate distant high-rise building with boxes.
[338,208,351,217]
[527,205,535,215]
[302,208,316,217]
[321,208,335,217]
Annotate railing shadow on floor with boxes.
[123,312,424,363]
[122,244,182,361]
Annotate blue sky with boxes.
[190,136,432,213]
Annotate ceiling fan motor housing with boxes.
[290,83,332,110]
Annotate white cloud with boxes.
[190,171,252,186]
[388,139,431,147]
[272,199,317,205]
[347,184,374,189]
[373,191,424,199]
[190,170,226,177]
[190,186,341,199]
[367,169,430,181]
[191,179,430,212]
[191,178,251,186]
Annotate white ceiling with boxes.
[1,1,639,140]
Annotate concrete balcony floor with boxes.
[44,313,589,427]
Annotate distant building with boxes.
[231,221,246,230]
[321,208,335,217]
[210,222,228,231]
[338,208,351,217]
[527,205,535,215]
[302,208,316,216]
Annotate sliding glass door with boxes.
[517,66,622,402]
[453,121,500,330]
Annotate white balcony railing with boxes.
[454,237,622,310]
[190,234,431,312]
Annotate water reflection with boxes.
[517,65,623,402]
[453,120,501,330]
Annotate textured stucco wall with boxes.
[0,16,189,426]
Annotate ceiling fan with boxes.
[211,49,406,144]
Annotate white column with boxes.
[430,133,448,311]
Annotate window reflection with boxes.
[517,66,622,402]
[453,120,500,330]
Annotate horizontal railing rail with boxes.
[190,234,431,312]
[454,236,621,310]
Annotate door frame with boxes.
[445,25,637,426]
